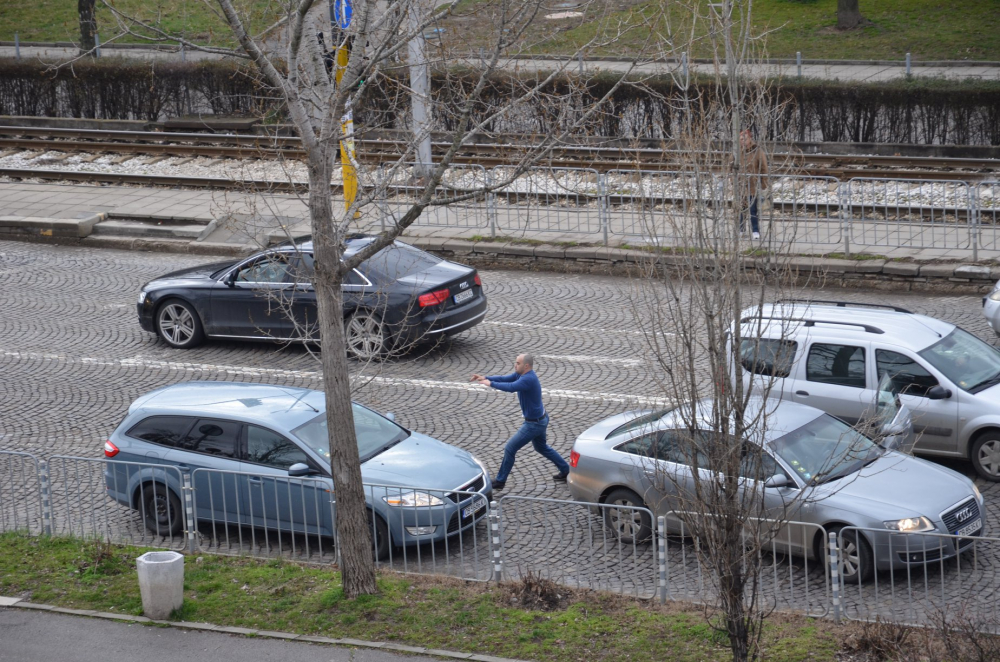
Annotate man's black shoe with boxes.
[553,472,568,482]
[492,481,506,491]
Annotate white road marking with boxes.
[2,350,668,406]
[537,353,644,367]
[482,320,673,337]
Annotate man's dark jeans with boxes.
[495,414,569,483]
[739,195,760,234]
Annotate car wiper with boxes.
[969,372,1000,393]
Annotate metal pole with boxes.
[15,33,20,60]
[39,459,52,536]
[489,501,502,581]
[828,531,841,623]
[180,42,185,62]
[796,51,801,79]
[95,32,101,58]
[657,516,667,604]
[840,181,851,257]
[599,172,609,247]
[182,473,196,553]
[905,52,911,77]
[972,188,979,263]
[681,52,688,82]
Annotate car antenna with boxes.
[283,388,319,413]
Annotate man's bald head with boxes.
[514,353,534,374]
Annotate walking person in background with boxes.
[471,354,570,491]
[738,128,770,241]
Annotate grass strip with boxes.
[0,531,849,662]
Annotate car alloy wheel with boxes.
[156,300,204,349]
[345,311,385,361]
[972,434,1000,481]
[833,527,873,584]
[602,488,652,544]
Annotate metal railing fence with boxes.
[6,452,1000,632]
[976,181,1000,251]
[376,163,491,232]
[496,495,658,598]
[837,525,1000,628]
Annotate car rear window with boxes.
[366,243,441,279]
[127,416,194,448]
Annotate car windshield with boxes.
[291,404,410,463]
[918,328,1000,392]
[770,414,881,485]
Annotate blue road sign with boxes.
[333,0,352,30]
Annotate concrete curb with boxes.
[0,595,531,662]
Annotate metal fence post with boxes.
[15,33,20,60]
[839,181,851,257]
[681,52,688,81]
[796,51,801,79]
[905,53,911,77]
[487,172,497,239]
[95,32,101,58]
[489,500,502,581]
[182,472,196,553]
[38,459,52,536]
[828,531,841,623]
[657,515,667,604]
[972,187,980,262]
[599,173,610,247]
[180,42,186,62]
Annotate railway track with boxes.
[1,125,998,182]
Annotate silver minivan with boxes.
[735,301,1000,481]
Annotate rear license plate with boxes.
[462,497,486,519]
[956,518,982,537]
[453,289,474,305]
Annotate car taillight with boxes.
[104,440,119,458]
[418,288,450,307]
[569,450,580,468]
[474,274,482,287]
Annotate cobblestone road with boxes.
[2,239,1000,621]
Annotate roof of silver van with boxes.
[741,303,955,352]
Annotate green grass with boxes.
[0,532,848,662]
[441,0,1000,62]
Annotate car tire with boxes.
[155,299,205,349]
[971,433,1000,481]
[603,488,652,544]
[370,512,391,561]
[141,484,183,537]
[344,311,386,361]
[831,526,873,584]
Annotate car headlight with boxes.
[989,290,1000,302]
[382,491,444,507]
[138,290,148,305]
[883,516,935,532]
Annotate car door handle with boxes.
[248,476,262,485]
[795,390,809,397]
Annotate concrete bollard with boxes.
[136,551,184,619]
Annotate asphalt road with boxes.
[0,608,432,662]
[1,238,999,621]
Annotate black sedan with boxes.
[136,237,487,359]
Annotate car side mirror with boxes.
[224,271,237,287]
[288,463,316,477]
[926,385,952,400]
[764,474,792,489]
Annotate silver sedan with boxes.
[567,398,984,582]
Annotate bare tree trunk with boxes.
[79,0,97,55]
[307,152,378,598]
[837,0,866,30]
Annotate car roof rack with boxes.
[772,299,913,314]
[742,316,885,335]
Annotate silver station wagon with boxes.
[103,382,492,558]
[568,397,983,582]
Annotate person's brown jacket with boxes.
[741,146,769,197]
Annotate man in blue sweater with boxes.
[471,353,570,490]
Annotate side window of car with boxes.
[658,430,709,467]
[126,416,195,448]
[875,349,939,397]
[245,425,312,470]
[178,418,241,458]
[344,268,367,287]
[739,445,782,480]
[740,339,798,378]
[615,433,658,459]
[806,343,867,388]
[236,255,294,284]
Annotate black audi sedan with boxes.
[136,237,487,359]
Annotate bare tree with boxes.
[837,0,868,31]
[100,0,664,597]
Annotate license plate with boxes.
[462,497,486,519]
[453,289,474,304]
[956,518,982,537]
